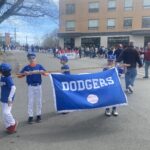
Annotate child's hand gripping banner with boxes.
[50,68,128,113]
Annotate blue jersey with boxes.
[20,64,46,85]
[0,76,15,103]
[103,67,124,76]
[61,64,70,74]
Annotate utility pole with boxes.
[26,36,28,45]
[14,28,16,45]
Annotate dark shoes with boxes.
[61,112,69,115]
[143,76,149,79]
[28,116,41,124]
[28,117,33,124]
[36,115,41,123]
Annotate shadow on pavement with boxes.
[16,112,121,144]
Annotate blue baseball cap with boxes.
[0,63,12,72]
[60,55,68,62]
[27,53,36,59]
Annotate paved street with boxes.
[0,51,150,150]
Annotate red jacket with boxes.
[144,50,150,61]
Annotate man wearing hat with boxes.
[18,53,47,124]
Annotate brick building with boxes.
[58,0,150,48]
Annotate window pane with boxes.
[89,20,99,27]
[108,0,116,10]
[143,0,150,8]
[124,18,132,28]
[89,2,99,12]
[66,4,75,14]
[107,19,115,28]
[124,0,133,10]
[142,17,150,28]
[66,21,75,31]
[89,2,99,9]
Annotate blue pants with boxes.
[144,61,150,77]
[125,68,137,89]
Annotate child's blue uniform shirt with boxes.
[117,67,124,75]
[61,64,70,74]
[20,64,46,85]
[0,76,15,103]
[103,66,124,76]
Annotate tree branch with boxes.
[0,0,24,23]
[0,0,6,8]
[0,0,58,24]
[13,13,45,17]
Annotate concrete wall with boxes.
[59,38,64,48]
[75,37,81,47]
[130,35,144,47]
[101,36,108,48]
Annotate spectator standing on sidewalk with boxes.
[143,42,150,78]
[117,42,143,94]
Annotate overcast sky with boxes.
[0,0,59,45]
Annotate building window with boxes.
[81,38,101,48]
[108,0,116,11]
[144,36,150,47]
[124,18,132,28]
[143,0,150,9]
[88,19,99,30]
[64,38,75,49]
[89,2,99,13]
[66,21,75,31]
[124,0,133,11]
[142,17,150,28]
[66,4,75,14]
[108,37,129,48]
[107,19,116,29]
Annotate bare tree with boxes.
[0,0,58,24]
[42,28,59,48]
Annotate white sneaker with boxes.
[112,109,118,116]
[125,89,132,94]
[125,89,130,93]
[105,109,111,116]
[128,85,133,93]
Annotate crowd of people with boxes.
[52,42,150,79]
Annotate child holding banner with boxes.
[103,54,124,116]
[60,56,70,74]
[18,53,47,124]
[60,56,70,114]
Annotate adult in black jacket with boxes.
[114,44,124,60]
[117,42,142,93]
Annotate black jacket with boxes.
[117,47,142,68]
[114,48,123,60]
